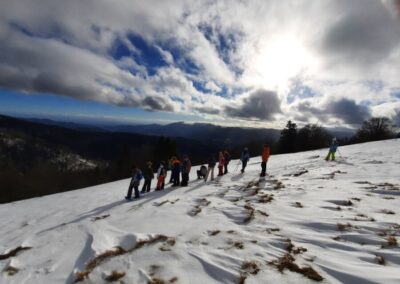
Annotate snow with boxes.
[0,139,399,284]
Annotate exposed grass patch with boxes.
[387,236,398,247]
[242,260,260,275]
[243,203,255,223]
[208,230,221,236]
[337,223,353,232]
[91,214,110,222]
[375,255,385,265]
[294,202,303,208]
[74,235,173,282]
[258,194,273,203]
[154,200,170,207]
[3,265,19,276]
[269,254,323,282]
[0,246,32,260]
[293,247,308,255]
[380,209,395,215]
[266,228,280,234]
[256,210,269,217]
[104,271,125,282]
[293,170,308,177]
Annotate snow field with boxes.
[0,139,399,283]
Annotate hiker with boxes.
[155,161,167,190]
[141,161,154,193]
[260,144,270,177]
[325,138,338,161]
[171,157,181,186]
[223,150,231,174]
[125,165,142,200]
[197,165,207,179]
[181,155,192,186]
[218,152,225,176]
[167,158,173,183]
[240,147,250,173]
[205,155,216,181]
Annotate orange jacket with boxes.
[262,147,270,162]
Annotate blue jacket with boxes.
[329,143,338,152]
[241,151,250,162]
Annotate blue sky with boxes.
[0,0,399,128]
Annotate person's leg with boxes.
[141,180,147,193]
[197,170,201,179]
[146,180,152,192]
[261,162,266,176]
[325,151,331,161]
[205,168,210,181]
[211,167,214,180]
[332,152,336,161]
[134,185,140,199]
[126,183,133,199]
[224,164,227,174]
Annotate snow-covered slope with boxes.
[1,140,399,284]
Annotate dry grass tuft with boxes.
[91,214,110,222]
[233,241,244,249]
[155,200,170,207]
[241,260,260,275]
[0,246,32,260]
[351,197,361,202]
[269,254,323,282]
[256,210,269,217]
[294,202,304,208]
[104,271,125,282]
[75,235,172,282]
[258,194,273,203]
[332,236,342,241]
[243,204,255,223]
[293,247,308,255]
[149,278,165,284]
[266,228,280,234]
[337,223,353,232]
[375,255,385,265]
[169,276,178,283]
[387,236,398,247]
[380,209,395,215]
[208,230,221,236]
[3,266,19,276]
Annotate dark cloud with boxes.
[329,98,371,124]
[141,96,174,112]
[297,98,371,125]
[194,106,220,115]
[321,0,400,66]
[225,89,281,120]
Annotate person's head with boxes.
[147,161,152,167]
[332,137,337,143]
[244,147,248,151]
[264,144,269,148]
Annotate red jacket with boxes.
[262,147,270,162]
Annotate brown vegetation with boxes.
[104,271,125,282]
[269,254,323,282]
[75,235,174,282]
[0,246,32,260]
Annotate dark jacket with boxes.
[241,150,250,162]
[143,166,154,180]
[130,169,142,186]
[182,158,192,174]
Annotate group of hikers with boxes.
[125,145,271,200]
[125,138,339,200]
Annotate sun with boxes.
[243,36,316,89]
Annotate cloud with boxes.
[225,89,281,120]
[141,96,174,112]
[0,0,399,126]
[296,98,371,125]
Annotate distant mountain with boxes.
[24,117,106,132]
[107,122,282,146]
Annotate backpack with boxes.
[136,171,143,181]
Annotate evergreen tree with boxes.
[278,120,297,153]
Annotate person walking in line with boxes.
[167,158,173,183]
[325,138,338,161]
[197,165,207,179]
[260,144,270,177]
[218,152,225,176]
[205,155,216,181]
[141,161,154,193]
[125,165,142,200]
[181,155,192,186]
[240,147,250,173]
[171,157,181,186]
[223,150,231,174]
[156,161,167,190]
